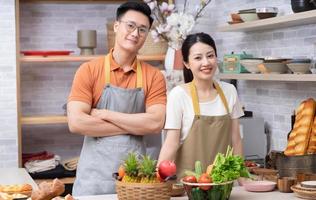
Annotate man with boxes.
[67,2,166,195]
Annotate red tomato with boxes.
[158,160,177,179]
[183,175,197,183]
[198,173,212,190]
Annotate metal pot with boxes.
[291,0,316,13]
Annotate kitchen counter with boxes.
[0,168,301,200]
[76,186,301,200]
[0,168,38,189]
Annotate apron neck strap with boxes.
[189,81,200,115]
[189,80,230,115]
[104,54,142,88]
[214,81,230,114]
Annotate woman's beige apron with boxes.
[73,55,146,195]
[175,81,232,179]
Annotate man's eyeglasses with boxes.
[119,20,149,36]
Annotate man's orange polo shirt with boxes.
[68,52,167,108]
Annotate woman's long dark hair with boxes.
[182,32,217,83]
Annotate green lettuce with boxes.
[211,146,250,183]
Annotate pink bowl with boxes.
[244,181,276,192]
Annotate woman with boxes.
[158,32,244,178]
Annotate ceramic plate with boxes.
[301,181,316,189]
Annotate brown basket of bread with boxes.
[115,153,175,200]
[279,98,316,177]
[106,21,168,55]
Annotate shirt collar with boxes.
[109,48,138,72]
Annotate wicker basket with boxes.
[106,21,168,55]
[116,180,172,200]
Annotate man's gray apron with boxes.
[73,54,146,195]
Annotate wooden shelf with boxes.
[218,73,316,81]
[20,54,165,63]
[218,10,316,32]
[21,115,67,125]
[34,177,75,185]
[20,0,125,2]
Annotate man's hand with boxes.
[90,108,106,119]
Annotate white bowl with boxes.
[287,63,311,74]
[239,13,259,22]
[260,62,288,74]
[240,59,264,73]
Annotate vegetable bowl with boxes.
[181,179,233,200]
[181,146,250,200]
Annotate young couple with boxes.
[67,1,244,195]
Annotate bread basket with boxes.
[116,180,172,200]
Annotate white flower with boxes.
[143,0,211,49]
[151,30,160,43]
[159,2,175,15]
[156,24,170,34]
[148,1,157,10]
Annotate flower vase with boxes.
[164,47,184,70]
[174,48,184,70]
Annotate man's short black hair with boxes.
[116,1,153,27]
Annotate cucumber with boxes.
[195,161,202,179]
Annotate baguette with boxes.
[284,98,316,156]
[307,116,316,154]
[0,184,32,196]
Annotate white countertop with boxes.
[0,168,38,189]
[76,186,301,200]
[0,168,301,200]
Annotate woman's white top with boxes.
[164,81,244,143]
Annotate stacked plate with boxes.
[291,181,316,199]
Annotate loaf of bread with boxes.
[0,184,32,196]
[31,179,65,200]
[284,98,316,156]
[307,115,316,154]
